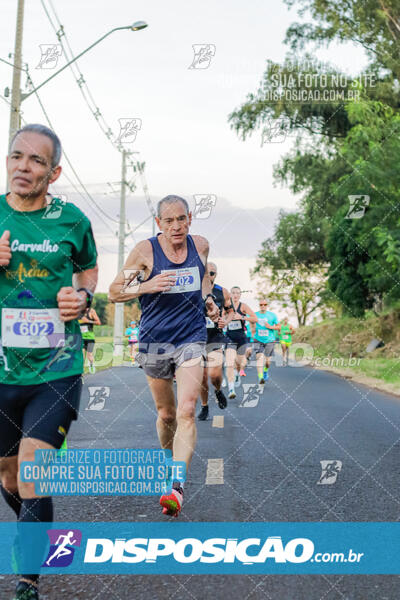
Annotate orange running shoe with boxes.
[160,488,183,518]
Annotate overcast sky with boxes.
[0,0,368,308]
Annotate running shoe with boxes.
[12,582,39,600]
[228,389,236,399]
[197,405,209,421]
[89,364,96,374]
[160,489,183,518]
[263,371,269,381]
[215,389,227,409]
[239,369,246,377]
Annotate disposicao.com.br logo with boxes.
[2,522,375,575]
[83,536,361,565]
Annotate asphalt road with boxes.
[1,359,400,599]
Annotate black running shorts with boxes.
[0,375,82,457]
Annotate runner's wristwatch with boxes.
[203,293,216,303]
[77,287,94,309]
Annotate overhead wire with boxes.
[41,0,156,223]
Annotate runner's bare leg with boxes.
[147,377,177,451]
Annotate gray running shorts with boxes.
[254,341,275,357]
[136,342,206,380]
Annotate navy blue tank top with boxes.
[226,301,247,340]
[139,234,206,348]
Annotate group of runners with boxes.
[196,278,295,421]
[0,123,294,599]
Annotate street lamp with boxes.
[131,21,148,31]
[7,19,149,146]
[21,22,149,102]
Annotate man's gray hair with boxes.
[157,195,190,218]
[9,124,62,169]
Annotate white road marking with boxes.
[212,415,224,428]
[206,458,224,485]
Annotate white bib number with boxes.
[2,308,65,349]
[228,320,242,331]
[206,317,215,329]
[161,267,201,294]
[258,329,269,337]
[80,325,89,333]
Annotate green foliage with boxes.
[230,0,400,317]
[326,102,400,309]
[92,293,108,323]
[252,211,334,324]
[283,0,400,79]
[253,210,326,269]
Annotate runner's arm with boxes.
[90,308,101,326]
[58,265,98,322]
[109,240,175,302]
[217,288,234,327]
[241,303,258,324]
[259,313,280,330]
[109,241,149,302]
[194,235,219,320]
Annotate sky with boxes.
[0,0,369,310]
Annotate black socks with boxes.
[18,497,54,585]
[19,497,54,524]
[0,485,22,517]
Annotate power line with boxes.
[24,65,119,232]
[40,0,156,226]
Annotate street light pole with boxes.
[8,0,25,149]
[113,149,128,358]
[6,19,148,149]
[21,25,144,103]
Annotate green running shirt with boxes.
[0,195,97,385]
[279,324,292,343]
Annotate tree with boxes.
[229,1,400,318]
[326,101,400,310]
[254,210,327,268]
[252,211,333,324]
[92,293,108,323]
[254,264,331,326]
[284,0,400,80]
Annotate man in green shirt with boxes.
[0,124,98,600]
[79,306,101,373]
[279,317,295,366]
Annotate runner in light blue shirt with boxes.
[254,298,280,383]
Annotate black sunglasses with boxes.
[209,271,216,276]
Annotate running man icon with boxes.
[45,531,78,567]
[42,529,81,568]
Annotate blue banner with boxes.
[1,522,399,574]
[20,449,186,496]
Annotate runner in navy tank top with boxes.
[225,286,257,399]
[197,262,233,421]
[139,233,206,348]
[109,195,219,518]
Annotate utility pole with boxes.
[7,0,25,189]
[113,149,128,358]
